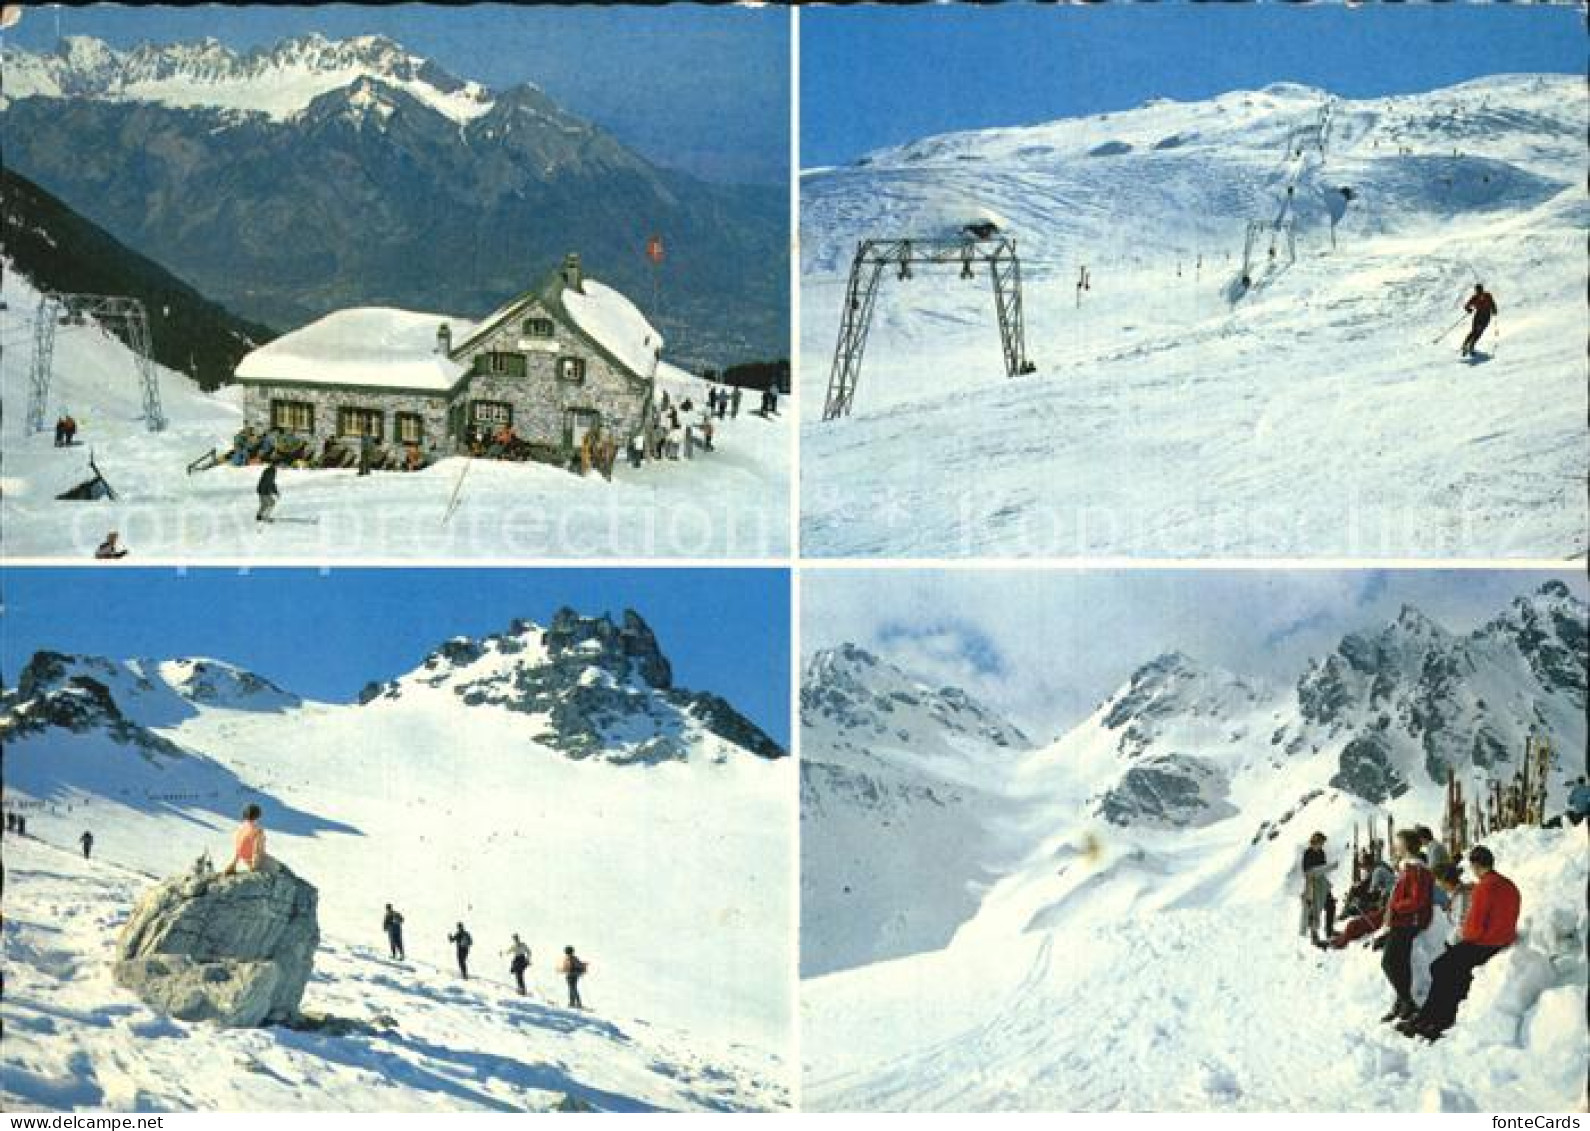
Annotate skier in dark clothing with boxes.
[383,904,406,960]
[1460,284,1497,356]
[256,464,280,523]
[505,935,531,995]
[79,830,94,859]
[448,923,473,979]
[559,945,587,1009]
[1377,829,1434,1023]
[1397,845,1521,1041]
[358,432,374,477]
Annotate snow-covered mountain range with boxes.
[801,582,1587,1110]
[1,33,787,365]
[800,75,1587,557]
[1,34,494,122]
[2,609,793,1111]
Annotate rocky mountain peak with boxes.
[802,644,1031,753]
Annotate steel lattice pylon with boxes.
[26,293,166,434]
[822,235,1035,421]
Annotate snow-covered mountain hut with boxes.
[234,253,662,465]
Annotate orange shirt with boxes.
[234,820,266,869]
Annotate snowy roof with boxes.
[452,267,663,380]
[235,308,474,391]
[560,280,663,379]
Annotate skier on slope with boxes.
[1459,283,1497,357]
[449,922,474,979]
[1375,829,1434,1024]
[504,934,532,995]
[1397,845,1520,1041]
[80,830,95,859]
[256,463,281,523]
[383,904,406,960]
[559,945,588,1009]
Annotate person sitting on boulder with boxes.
[223,803,272,875]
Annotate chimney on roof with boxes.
[436,322,452,355]
[562,252,583,293]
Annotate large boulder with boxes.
[113,859,319,1027]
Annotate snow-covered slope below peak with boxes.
[4,637,795,1055]
[800,645,1035,976]
[1,837,788,1112]
[799,75,1587,558]
[1,33,495,123]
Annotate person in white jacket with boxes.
[1432,863,1473,947]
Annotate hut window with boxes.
[558,356,587,384]
[337,407,384,441]
[471,401,513,428]
[524,317,556,338]
[481,351,526,377]
[270,400,315,433]
[395,412,424,445]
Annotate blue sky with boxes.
[801,2,1586,167]
[2,568,790,745]
[4,3,789,184]
[803,570,1588,739]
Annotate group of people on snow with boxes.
[416,913,588,1009]
[52,413,80,447]
[1301,825,1522,1042]
[4,811,30,837]
[211,805,593,1010]
[229,426,433,474]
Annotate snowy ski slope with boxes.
[801,585,1587,1111]
[2,636,794,1111]
[0,267,790,559]
[800,75,1587,558]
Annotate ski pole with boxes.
[1431,313,1468,344]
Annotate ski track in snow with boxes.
[2,836,790,1113]
[799,76,1587,558]
[0,268,790,560]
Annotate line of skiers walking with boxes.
[384,904,590,1010]
[1301,825,1521,1042]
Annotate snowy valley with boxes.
[801,581,1587,1111]
[800,75,1587,557]
[1,609,794,1112]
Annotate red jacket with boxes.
[1465,291,1498,318]
[1463,871,1521,948]
[1386,861,1434,929]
